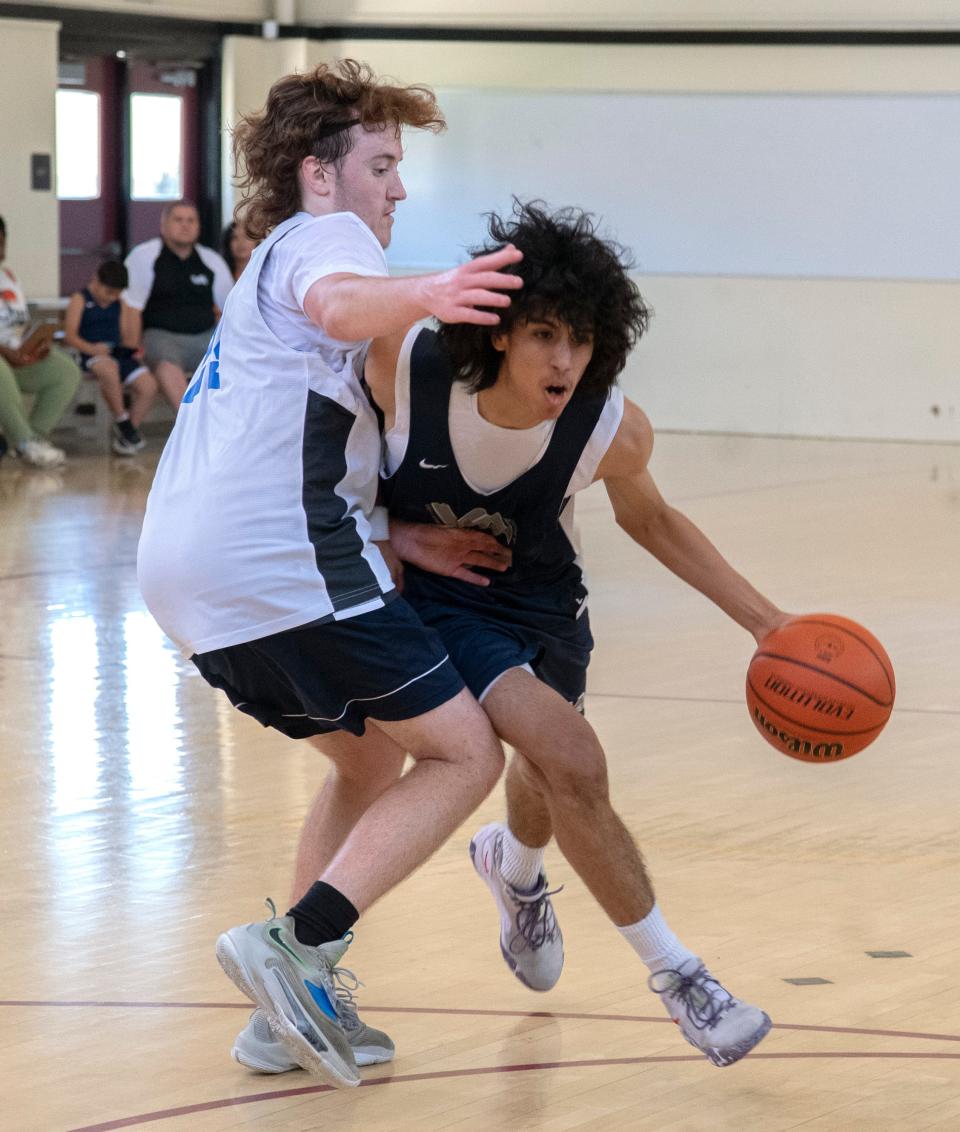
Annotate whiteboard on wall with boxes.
[388,88,960,281]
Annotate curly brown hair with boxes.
[438,201,651,395]
[232,59,444,239]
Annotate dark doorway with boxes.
[46,3,225,298]
[58,54,208,296]
[57,56,124,296]
[125,58,202,251]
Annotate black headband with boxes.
[314,117,361,141]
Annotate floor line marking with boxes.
[4,999,958,1044]
[66,1051,960,1132]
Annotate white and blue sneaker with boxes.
[216,902,360,1088]
[233,994,395,1073]
[649,957,772,1067]
[469,823,564,992]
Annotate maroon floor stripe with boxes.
[3,999,959,1045]
[67,1051,960,1132]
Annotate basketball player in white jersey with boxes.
[137,62,526,1089]
[231,202,792,1072]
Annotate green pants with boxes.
[0,348,82,447]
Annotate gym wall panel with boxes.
[0,18,60,298]
[10,0,960,29]
[219,35,960,441]
[294,1,960,31]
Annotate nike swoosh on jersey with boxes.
[419,458,449,469]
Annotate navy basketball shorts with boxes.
[405,587,594,710]
[191,597,465,739]
[82,351,149,385]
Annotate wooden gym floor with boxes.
[2,425,958,1131]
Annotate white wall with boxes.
[0,18,61,298]
[221,37,312,217]
[11,0,268,22]
[16,0,960,29]
[2,12,956,440]
[222,35,960,441]
[294,0,960,31]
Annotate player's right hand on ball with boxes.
[421,245,523,326]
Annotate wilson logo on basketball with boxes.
[753,707,845,761]
[763,674,855,721]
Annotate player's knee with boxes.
[454,729,505,795]
[544,742,609,807]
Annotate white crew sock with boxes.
[114,411,130,423]
[617,903,698,975]
[499,826,545,891]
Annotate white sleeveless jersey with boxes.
[138,212,396,656]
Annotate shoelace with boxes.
[261,898,364,1031]
[647,964,735,1033]
[330,964,365,1031]
[509,881,563,954]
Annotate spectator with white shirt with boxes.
[123,201,233,409]
[0,214,81,468]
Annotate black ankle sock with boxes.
[287,881,359,947]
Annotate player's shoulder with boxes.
[283,211,386,270]
[409,324,454,381]
[599,396,653,477]
[303,210,376,242]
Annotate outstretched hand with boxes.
[389,519,512,586]
[420,244,524,326]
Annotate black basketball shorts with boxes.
[191,596,465,739]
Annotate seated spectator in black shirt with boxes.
[220,220,258,283]
[123,201,233,407]
[63,259,160,455]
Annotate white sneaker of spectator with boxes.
[17,438,66,468]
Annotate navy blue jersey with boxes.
[78,288,121,348]
[380,328,613,623]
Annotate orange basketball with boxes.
[746,614,895,762]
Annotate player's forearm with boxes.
[313,275,432,342]
[621,505,784,641]
[311,245,523,341]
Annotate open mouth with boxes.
[544,384,569,403]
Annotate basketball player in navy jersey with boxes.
[232,201,791,1072]
[138,62,526,1089]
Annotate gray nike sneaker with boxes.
[215,902,360,1088]
[649,957,772,1067]
[469,822,564,992]
[233,998,395,1073]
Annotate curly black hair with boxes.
[437,200,651,394]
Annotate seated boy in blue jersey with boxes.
[232,202,794,1072]
[63,260,159,455]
